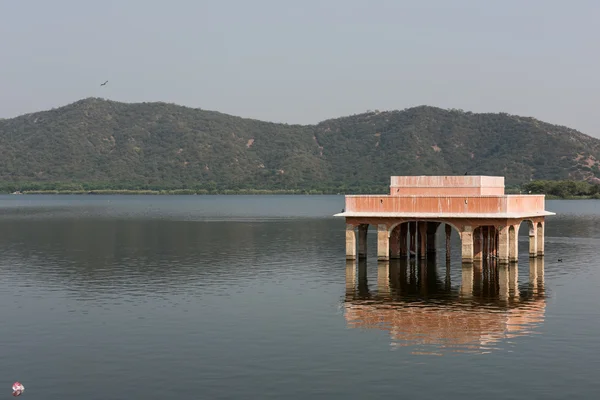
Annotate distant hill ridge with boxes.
[0,97,599,191]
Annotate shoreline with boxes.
[1,190,594,199]
[4,189,350,196]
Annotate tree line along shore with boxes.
[1,180,598,199]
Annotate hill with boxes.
[0,97,599,193]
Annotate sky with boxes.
[1,0,599,136]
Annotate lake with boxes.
[0,195,598,399]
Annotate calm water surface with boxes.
[0,195,599,399]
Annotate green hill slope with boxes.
[0,98,599,192]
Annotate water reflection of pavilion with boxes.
[343,258,546,355]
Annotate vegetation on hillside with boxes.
[1,98,600,195]
[523,180,600,199]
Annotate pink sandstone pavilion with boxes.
[335,175,556,263]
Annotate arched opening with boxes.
[536,222,544,256]
[346,223,373,260]
[357,223,369,259]
[473,226,482,261]
[388,220,460,261]
[513,219,541,260]
[389,222,409,259]
[527,220,535,236]
[473,225,499,263]
[526,220,537,258]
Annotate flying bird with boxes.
[100,80,108,86]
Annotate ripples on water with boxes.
[0,196,599,398]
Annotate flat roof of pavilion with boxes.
[335,175,556,218]
[334,211,556,218]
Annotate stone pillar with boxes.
[358,224,368,259]
[377,224,390,261]
[482,227,489,258]
[409,222,416,256]
[426,222,438,254]
[490,228,495,257]
[536,221,545,256]
[509,224,519,263]
[495,229,499,258]
[418,222,427,259]
[399,223,408,257]
[390,227,401,259]
[489,226,497,258]
[460,226,474,263]
[529,221,538,257]
[345,224,356,260]
[416,222,423,257]
[498,226,510,264]
[473,227,483,261]
[445,224,452,261]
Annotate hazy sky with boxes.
[1,0,599,135]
